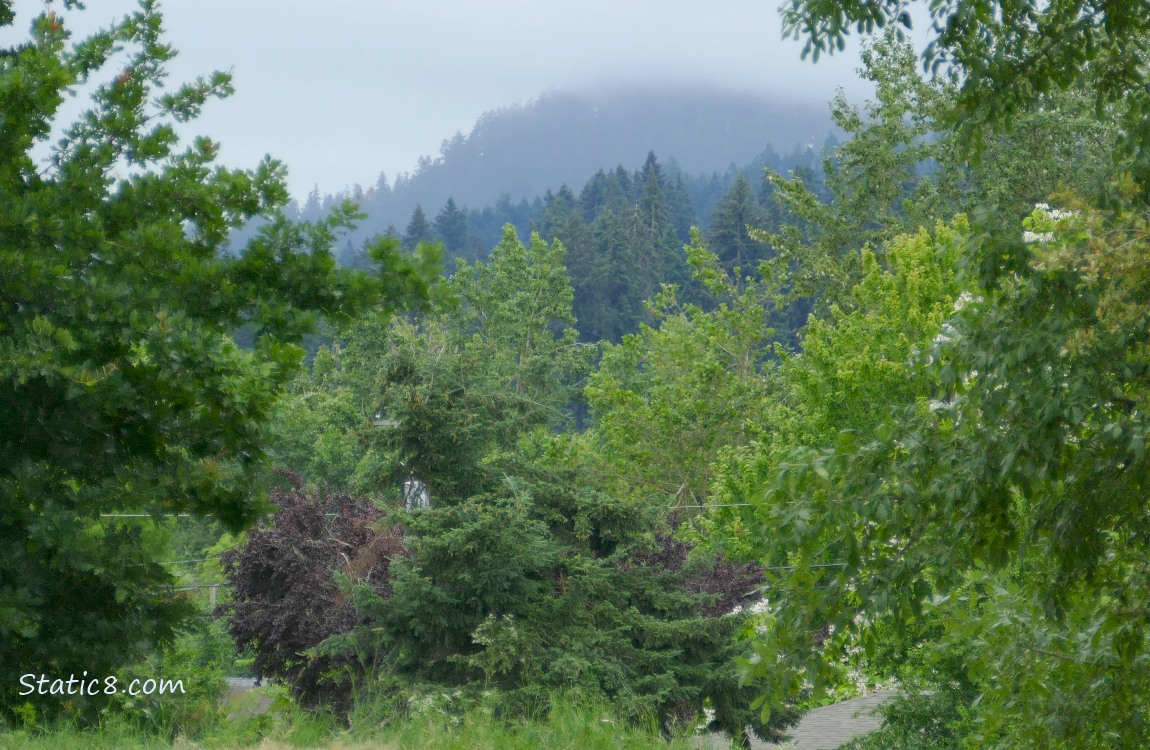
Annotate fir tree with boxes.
[402,204,435,251]
[433,197,469,259]
[708,174,770,271]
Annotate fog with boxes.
[7,1,873,199]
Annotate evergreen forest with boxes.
[3,1,1150,749]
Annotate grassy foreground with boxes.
[0,695,707,750]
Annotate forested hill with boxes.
[329,147,824,344]
[287,85,831,242]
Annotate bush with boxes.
[219,472,403,709]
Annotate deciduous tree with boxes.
[779,0,1150,174]
[0,1,433,715]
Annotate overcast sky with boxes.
[10,1,871,201]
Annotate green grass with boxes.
[0,694,713,750]
[363,698,701,750]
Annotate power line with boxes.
[99,513,193,518]
[162,583,231,591]
[100,513,343,518]
[670,503,755,509]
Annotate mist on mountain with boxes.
[287,84,832,242]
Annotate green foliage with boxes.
[777,219,966,445]
[760,31,1125,313]
[271,344,370,487]
[338,443,789,743]
[969,86,1125,222]
[586,231,776,509]
[779,0,1150,176]
[0,1,434,718]
[725,26,1148,743]
[403,204,435,251]
[757,32,957,310]
[434,198,472,259]
[266,224,790,743]
[838,690,975,750]
[698,219,966,565]
[105,618,234,739]
[273,224,592,501]
[533,154,697,343]
[707,174,772,273]
[451,225,589,416]
[743,201,1150,747]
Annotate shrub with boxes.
[219,472,403,709]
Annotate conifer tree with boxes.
[402,204,435,251]
[708,173,770,271]
[433,197,469,258]
[666,172,698,239]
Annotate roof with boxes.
[700,690,897,750]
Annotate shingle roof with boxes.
[764,690,896,749]
[700,690,897,750]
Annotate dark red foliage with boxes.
[217,472,403,708]
[628,533,764,617]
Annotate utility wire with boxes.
[100,513,193,518]
[671,503,755,509]
[163,583,232,590]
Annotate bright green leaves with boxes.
[586,231,776,510]
[452,225,589,410]
[735,217,971,713]
[787,220,966,442]
[745,201,1150,746]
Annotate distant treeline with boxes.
[293,144,827,345]
[292,86,831,228]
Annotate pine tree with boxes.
[579,169,610,219]
[634,152,688,291]
[433,197,469,258]
[590,207,646,342]
[708,174,770,271]
[667,172,698,240]
[403,204,435,251]
[301,185,324,221]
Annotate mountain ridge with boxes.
[289,84,833,238]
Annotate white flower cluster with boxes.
[932,321,960,346]
[953,291,984,312]
[1034,203,1075,220]
[1024,203,1078,244]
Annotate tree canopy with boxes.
[735,18,1150,748]
[0,0,435,716]
[780,0,1150,172]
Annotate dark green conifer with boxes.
[403,204,435,251]
[433,197,469,258]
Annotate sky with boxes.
[8,0,872,201]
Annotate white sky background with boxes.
[7,0,875,201]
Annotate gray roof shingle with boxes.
[700,690,897,750]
